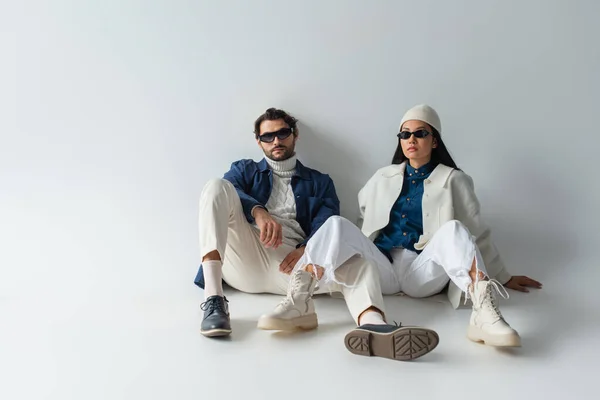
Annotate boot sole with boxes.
[467,326,521,347]
[257,314,318,331]
[344,326,439,361]
[201,328,232,338]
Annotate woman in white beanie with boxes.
[259,104,541,361]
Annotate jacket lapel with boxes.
[381,164,406,206]
[363,163,406,238]
[428,164,454,187]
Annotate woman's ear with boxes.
[432,138,438,149]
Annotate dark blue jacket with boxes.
[194,158,340,289]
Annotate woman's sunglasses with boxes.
[397,129,431,140]
[256,127,294,143]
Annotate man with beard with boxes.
[195,108,341,337]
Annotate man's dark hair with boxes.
[253,108,298,136]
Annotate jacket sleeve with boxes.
[222,161,263,224]
[298,176,340,248]
[451,172,512,284]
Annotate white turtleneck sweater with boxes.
[261,155,306,246]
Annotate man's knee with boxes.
[203,178,234,193]
[200,178,235,201]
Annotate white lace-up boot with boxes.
[257,269,318,331]
[468,280,521,347]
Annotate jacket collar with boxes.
[258,158,269,172]
[257,158,311,180]
[381,162,406,177]
[406,160,437,176]
[294,160,311,180]
[429,163,454,187]
[382,162,453,187]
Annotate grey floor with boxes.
[1,263,596,400]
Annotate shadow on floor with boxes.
[488,289,587,360]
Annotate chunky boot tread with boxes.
[345,326,439,361]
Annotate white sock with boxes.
[359,311,386,326]
[203,260,224,299]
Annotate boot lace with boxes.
[479,280,509,320]
[279,271,317,308]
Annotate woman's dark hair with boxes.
[391,125,459,170]
[254,108,298,136]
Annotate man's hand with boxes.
[253,208,283,248]
[504,275,542,293]
[280,247,305,275]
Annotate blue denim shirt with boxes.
[374,161,437,261]
[194,158,340,289]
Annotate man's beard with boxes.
[266,145,295,161]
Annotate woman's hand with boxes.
[504,275,543,292]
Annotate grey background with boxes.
[2,0,597,293]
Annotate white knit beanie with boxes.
[399,104,441,133]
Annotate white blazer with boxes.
[357,162,511,308]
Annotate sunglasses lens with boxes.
[397,130,430,139]
[259,133,275,143]
[260,128,293,142]
[276,128,292,140]
[414,129,430,138]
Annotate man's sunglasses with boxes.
[397,129,431,140]
[256,127,295,143]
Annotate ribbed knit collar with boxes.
[265,155,297,174]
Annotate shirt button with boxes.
[409,174,413,176]
[403,232,407,236]
[406,198,410,201]
[402,214,406,218]
[412,180,416,184]
[415,170,419,173]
